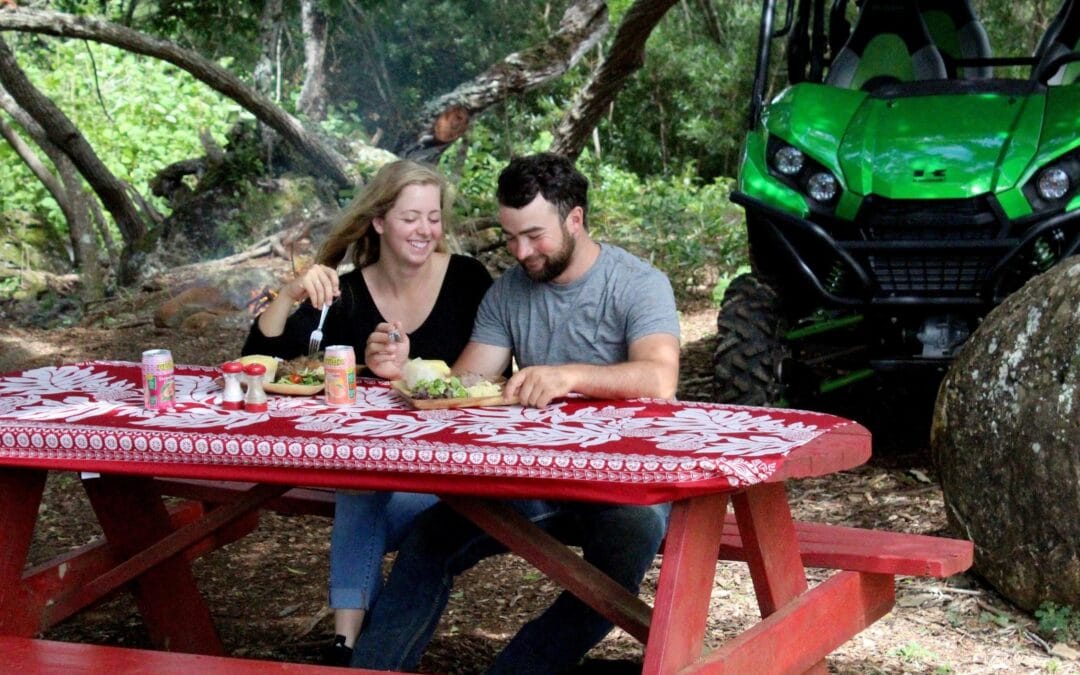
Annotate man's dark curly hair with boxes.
[496,153,589,228]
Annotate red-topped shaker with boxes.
[221,361,245,410]
[243,363,268,413]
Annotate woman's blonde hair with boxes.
[317,160,451,269]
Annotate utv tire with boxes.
[713,274,788,406]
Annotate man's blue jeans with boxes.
[329,491,439,610]
[350,499,671,673]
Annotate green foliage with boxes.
[0,37,250,247]
[712,264,752,306]
[1035,602,1080,643]
[891,641,951,671]
[446,116,748,304]
[585,159,747,302]
[595,1,761,180]
[330,0,566,141]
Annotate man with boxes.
[353,153,681,673]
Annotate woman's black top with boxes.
[241,254,493,368]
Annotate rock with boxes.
[155,287,236,328]
[931,258,1080,611]
[178,310,252,335]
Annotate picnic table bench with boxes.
[0,362,973,673]
[0,635,377,673]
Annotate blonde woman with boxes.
[241,160,493,665]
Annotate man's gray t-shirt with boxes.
[470,244,680,367]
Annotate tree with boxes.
[0,87,112,293]
[0,7,353,188]
[550,0,679,159]
[0,0,686,287]
[296,0,329,122]
[393,0,610,162]
[0,36,147,283]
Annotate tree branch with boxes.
[0,6,353,187]
[549,0,679,160]
[394,0,610,162]
[0,35,145,282]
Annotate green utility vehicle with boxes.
[715,0,1080,411]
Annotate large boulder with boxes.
[931,258,1080,610]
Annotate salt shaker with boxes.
[221,361,245,410]
[243,363,268,412]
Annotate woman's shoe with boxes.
[322,634,353,667]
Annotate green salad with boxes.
[410,376,470,400]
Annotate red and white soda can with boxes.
[142,348,176,411]
[323,345,356,405]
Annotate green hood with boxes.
[836,89,1043,199]
[762,82,1078,201]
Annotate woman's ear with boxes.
[372,216,384,235]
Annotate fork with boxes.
[307,304,330,357]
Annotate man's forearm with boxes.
[565,360,678,400]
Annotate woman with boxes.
[241,160,492,665]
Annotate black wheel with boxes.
[712,274,789,405]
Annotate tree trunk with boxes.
[694,0,725,46]
[0,7,353,188]
[394,0,610,162]
[297,0,329,122]
[1,88,118,274]
[253,0,285,171]
[0,36,144,283]
[253,0,284,98]
[550,0,679,160]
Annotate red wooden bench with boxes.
[0,635,388,674]
[153,478,973,579]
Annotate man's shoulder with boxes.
[599,245,670,284]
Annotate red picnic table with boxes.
[0,361,972,673]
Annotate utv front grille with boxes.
[857,196,1001,241]
[846,196,1005,296]
[868,253,997,294]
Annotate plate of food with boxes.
[241,354,325,395]
[391,359,517,409]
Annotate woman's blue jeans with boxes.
[350,499,671,674]
[329,490,439,610]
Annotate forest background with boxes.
[0,0,1066,307]
[1,0,1079,672]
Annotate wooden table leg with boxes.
[0,468,47,636]
[666,483,894,674]
[81,474,225,655]
[642,493,730,675]
[732,483,827,673]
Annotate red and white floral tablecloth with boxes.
[0,362,861,503]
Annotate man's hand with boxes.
[504,365,575,408]
[365,321,409,380]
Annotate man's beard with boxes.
[523,224,575,283]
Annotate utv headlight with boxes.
[773,145,805,176]
[1037,167,1071,201]
[807,172,839,203]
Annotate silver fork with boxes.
[307,304,330,357]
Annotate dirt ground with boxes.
[0,261,1076,674]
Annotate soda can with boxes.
[323,345,356,405]
[142,349,176,411]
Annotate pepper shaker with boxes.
[221,361,245,410]
[243,363,268,413]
